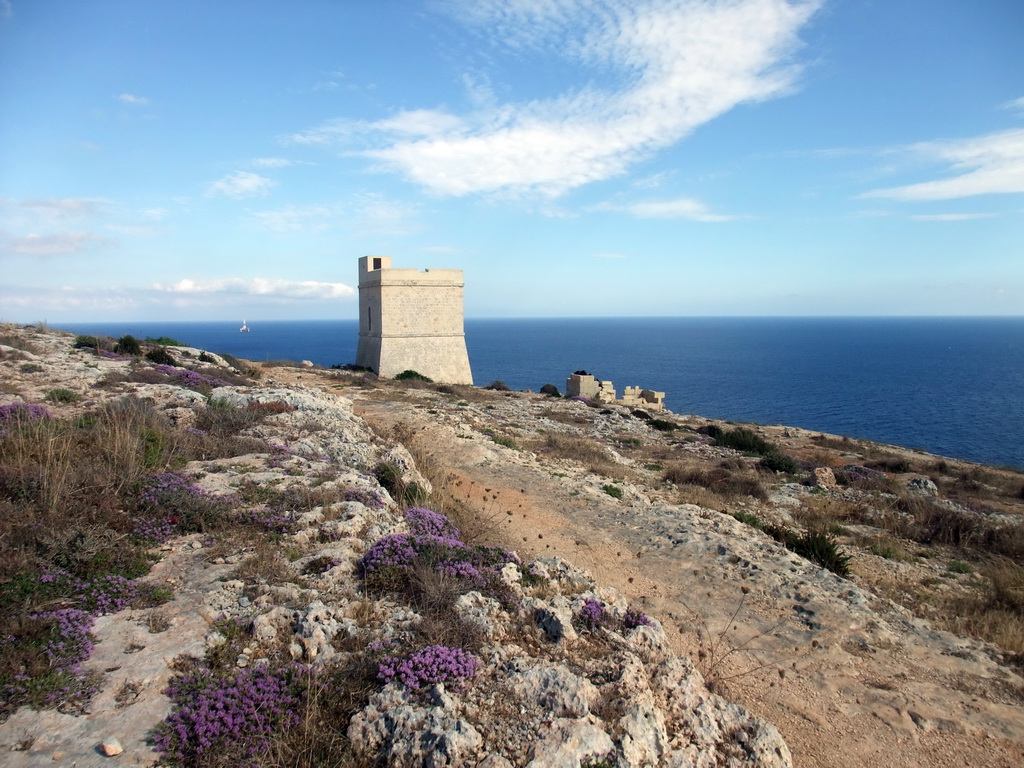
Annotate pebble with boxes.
[101,737,123,756]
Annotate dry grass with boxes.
[530,431,624,478]
[233,543,301,586]
[662,462,767,501]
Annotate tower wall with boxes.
[355,256,473,384]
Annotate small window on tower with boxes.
[372,257,382,270]
[367,306,372,331]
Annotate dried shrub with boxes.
[195,398,264,437]
[663,463,767,501]
[536,432,612,467]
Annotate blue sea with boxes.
[61,317,1024,470]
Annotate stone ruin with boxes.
[566,371,666,410]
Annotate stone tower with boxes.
[355,256,473,384]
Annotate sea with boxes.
[60,317,1024,471]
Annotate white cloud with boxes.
[151,277,354,300]
[14,198,107,223]
[0,286,139,313]
[1,1,12,20]
[251,157,293,168]
[0,230,116,257]
[205,171,276,199]
[251,194,421,236]
[862,128,1024,201]
[911,213,997,221]
[1000,96,1024,112]
[292,0,821,197]
[117,93,150,105]
[599,196,735,221]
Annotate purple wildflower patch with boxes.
[377,645,479,694]
[1,608,99,715]
[235,506,300,534]
[358,533,419,575]
[342,487,385,510]
[0,403,52,424]
[150,363,227,392]
[132,471,235,537]
[153,663,314,766]
[623,608,653,629]
[405,507,461,539]
[358,509,522,604]
[578,597,608,630]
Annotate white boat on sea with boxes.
[240,319,250,332]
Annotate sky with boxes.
[1,0,1022,322]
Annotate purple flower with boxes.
[0,402,52,423]
[153,664,314,765]
[405,507,461,539]
[578,598,607,630]
[377,645,479,693]
[623,608,653,629]
[358,533,419,575]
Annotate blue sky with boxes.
[1,0,1022,322]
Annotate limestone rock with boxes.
[906,476,939,496]
[813,466,837,490]
[525,716,614,768]
[348,687,482,767]
[509,661,598,717]
[100,737,123,756]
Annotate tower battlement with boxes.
[355,256,473,384]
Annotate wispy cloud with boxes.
[0,286,140,313]
[251,193,421,236]
[597,197,736,222]
[862,128,1024,201]
[290,0,821,197]
[205,171,276,199]
[152,277,354,300]
[13,198,107,223]
[1000,96,1024,113]
[911,212,997,221]
[117,93,150,105]
[251,157,294,168]
[0,230,116,257]
[1,1,12,20]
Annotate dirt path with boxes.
[350,393,1024,768]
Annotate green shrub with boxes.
[491,435,518,450]
[144,336,184,346]
[19,363,43,373]
[764,524,851,577]
[145,348,176,366]
[486,380,511,391]
[715,427,773,454]
[649,418,676,432]
[45,388,80,404]
[714,427,798,474]
[114,335,142,356]
[73,335,101,349]
[540,383,560,397]
[602,484,623,499]
[395,370,432,382]
[731,510,765,529]
[947,559,973,574]
[759,450,799,474]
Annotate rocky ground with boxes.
[1,323,1023,767]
